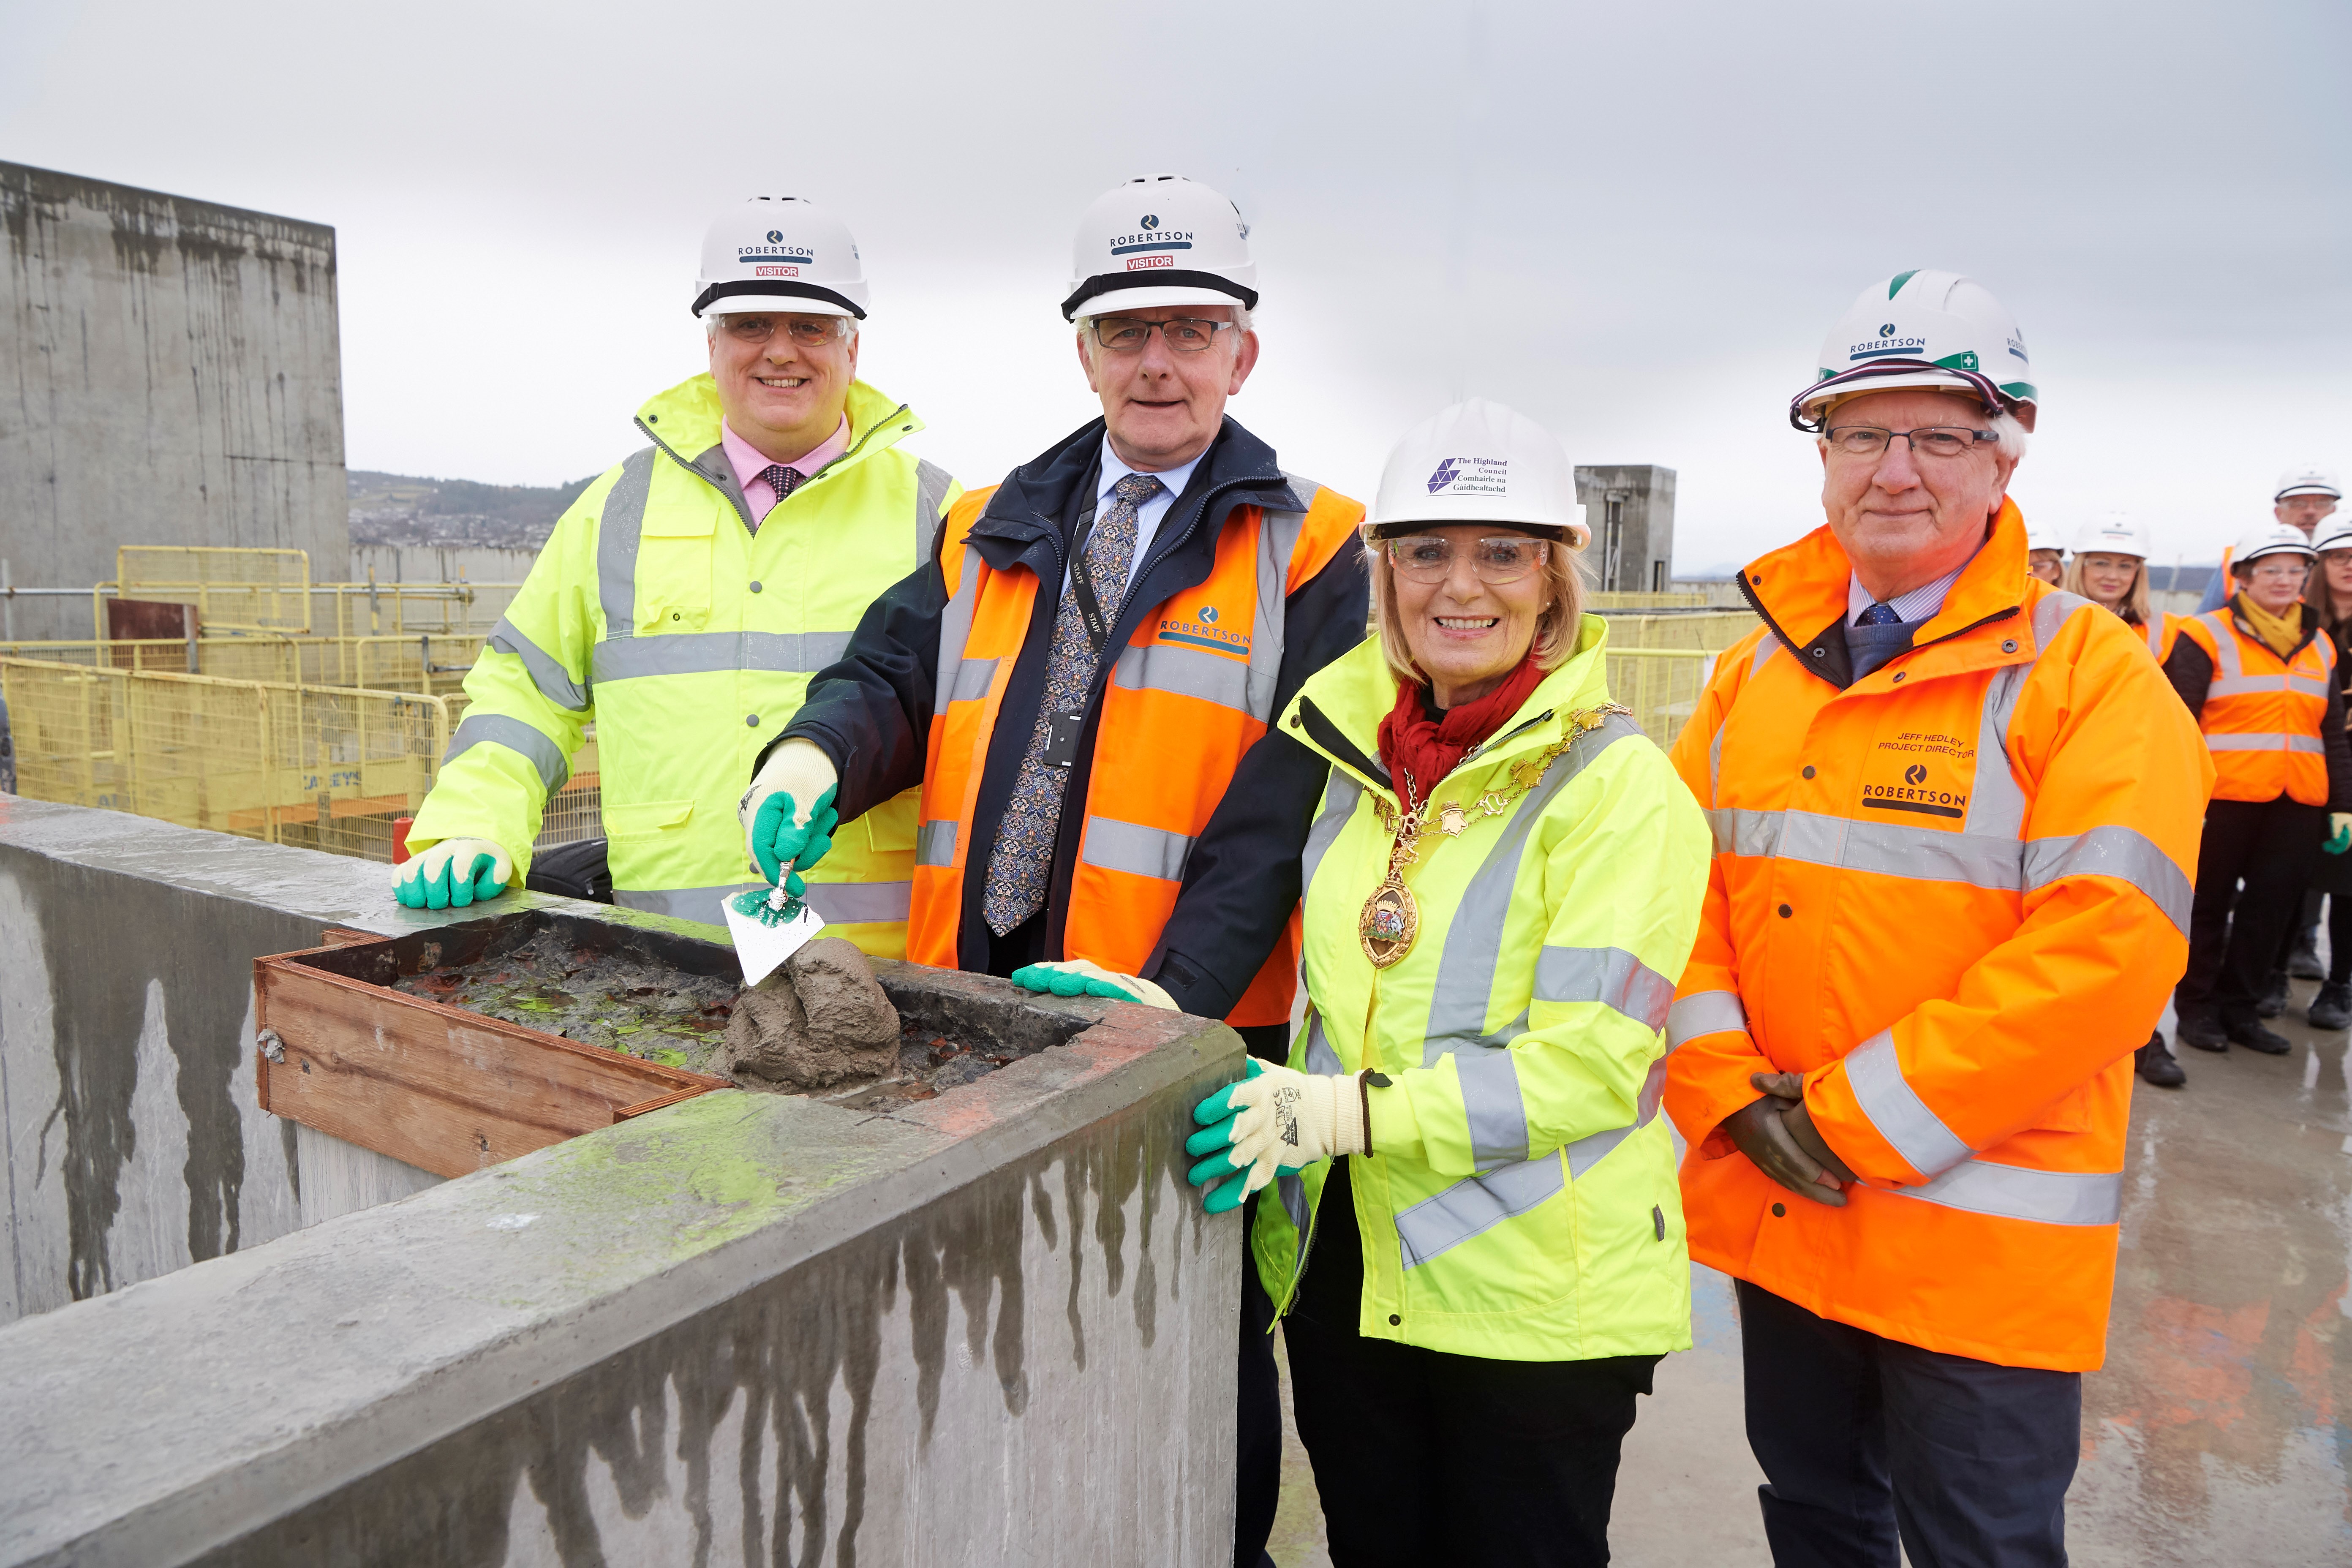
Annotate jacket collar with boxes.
[971,414,1305,558]
[630,374,919,519]
[1737,496,2032,692]
[1284,616,1616,802]
[2221,595,2324,662]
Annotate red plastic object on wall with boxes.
[391,817,414,864]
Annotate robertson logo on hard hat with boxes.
[1846,332,1930,362]
[1427,456,1508,497]
[1111,222,1195,256]
[737,243,815,263]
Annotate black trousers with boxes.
[1230,1024,1290,1568]
[1737,1282,2080,1568]
[2177,796,2325,1026]
[1282,1158,1656,1567]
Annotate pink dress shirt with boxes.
[721,415,852,525]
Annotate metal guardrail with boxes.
[0,659,451,863]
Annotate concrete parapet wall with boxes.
[0,796,1242,1564]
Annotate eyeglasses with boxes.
[1089,317,1238,354]
[1824,425,2002,460]
[1386,535,1551,585]
[721,313,852,348]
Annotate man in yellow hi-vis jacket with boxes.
[397,196,958,956]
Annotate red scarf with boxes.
[1376,653,1547,801]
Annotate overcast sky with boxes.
[6,0,2347,571]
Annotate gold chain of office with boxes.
[1358,702,1630,969]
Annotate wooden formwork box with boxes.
[255,912,734,1179]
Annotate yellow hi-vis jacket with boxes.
[406,374,958,954]
[1251,621,1712,1360]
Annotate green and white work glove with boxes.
[1186,1059,1372,1215]
[740,738,840,896]
[2327,812,2352,856]
[393,837,514,909]
[1009,958,1178,1010]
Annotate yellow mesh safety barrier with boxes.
[116,546,312,633]
[2,659,449,863]
[1585,591,1711,610]
[309,583,523,640]
[1603,648,1716,748]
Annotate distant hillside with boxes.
[348,470,598,549]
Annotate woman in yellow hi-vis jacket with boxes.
[1184,403,1710,1568]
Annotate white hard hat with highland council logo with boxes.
[1062,174,1258,321]
[1365,399,1591,546]
[2232,522,2318,569]
[1792,269,2038,433]
[2276,464,2343,501]
[2072,512,2151,559]
[693,196,868,321]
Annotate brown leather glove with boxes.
[1720,1071,1852,1207]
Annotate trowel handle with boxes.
[767,862,796,913]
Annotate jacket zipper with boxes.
[634,400,914,535]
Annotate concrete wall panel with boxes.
[0,162,348,640]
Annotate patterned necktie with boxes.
[749,463,804,534]
[981,471,1164,935]
[1857,601,1902,627]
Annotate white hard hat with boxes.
[2071,512,2150,559]
[1365,399,1591,547]
[692,196,868,320]
[2314,517,2352,554]
[2026,523,2065,555]
[2232,523,2317,568]
[1792,269,2037,433]
[1062,174,1258,321]
[2276,465,2343,501]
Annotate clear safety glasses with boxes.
[1386,535,1551,585]
[720,314,853,348]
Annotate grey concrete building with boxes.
[0,163,348,640]
[1574,464,1676,593]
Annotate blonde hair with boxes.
[1367,527,1591,686]
[2064,550,2152,626]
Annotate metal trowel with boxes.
[724,866,825,986]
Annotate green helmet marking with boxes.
[1888,269,1921,299]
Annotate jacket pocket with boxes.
[604,797,695,841]
[636,510,716,634]
[861,789,921,854]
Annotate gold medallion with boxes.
[1359,874,1420,968]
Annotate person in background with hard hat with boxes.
[2067,512,2195,1086]
[1666,270,2210,1565]
[2195,464,2341,613]
[396,197,957,954]
[1184,400,1709,1568]
[2165,526,2352,1055]
[2298,516,2352,1032]
[759,174,1367,1568]
[2026,521,2066,587]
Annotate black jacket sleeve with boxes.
[2326,682,2352,811]
[1145,537,1371,1020]
[769,558,948,821]
[2161,637,2211,720]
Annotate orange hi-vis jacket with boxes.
[1663,500,2213,1371]
[2138,611,2180,664]
[2175,606,2336,805]
[911,480,1361,1025]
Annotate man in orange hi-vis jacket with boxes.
[1663,270,2211,1567]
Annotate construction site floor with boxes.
[1268,982,2352,1567]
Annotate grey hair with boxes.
[1075,300,1255,365]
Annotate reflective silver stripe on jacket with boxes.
[594,448,658,638]
[1394,1058,1669,1269]
[1421,714,1643,1060]
[1881,1159,2123,1227]
[590,630,855,684]
[1111,641,1271,718]
[1841,1028,1971,1179]
[2206,732,2328,753]
[914,820,958,868]
[489,616,590,713]
[2022,824,2193,934]
[946,656,998,704]
[443,714,569,795]
[913,459,953,567]
[616,879,910,928]
[1533,946,1677,1032]
[1304,1010,1343,1075]
[1079,817,1194,882]
[1667,989,1748,1047]
[1300,770,1363,901]
[2146,618,2164,657]
[2204,610,2240,680]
